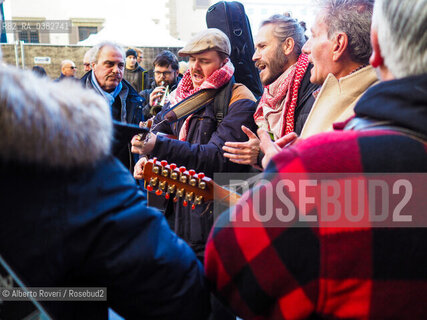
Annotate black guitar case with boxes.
[206,1,263,99]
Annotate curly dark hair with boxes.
[153,50,179,71]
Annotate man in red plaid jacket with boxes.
[205,0,427,319]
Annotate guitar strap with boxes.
[162,89,218,123]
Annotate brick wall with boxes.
[0,44,183,79]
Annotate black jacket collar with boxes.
[354,74,427,136]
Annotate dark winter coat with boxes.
[205,74,427,319]
[293,63,319,135]
[0,66,209,320]
[149,82,258,259]
[124,63,150,93]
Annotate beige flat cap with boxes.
[178,28,231,57]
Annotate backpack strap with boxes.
[213,76,235,124]
[213,77,257,124]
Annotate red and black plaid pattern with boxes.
[205,129,427,319]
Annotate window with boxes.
[78,26,97,41]
[195,0,210,9]
[18,30,39,43]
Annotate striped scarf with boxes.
[254,54,309,139]
[168,60,234,141]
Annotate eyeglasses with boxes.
[70,66,77,69]
[154,71,172,77]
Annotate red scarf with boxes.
[254,54,309,139]
[168,60,234,141]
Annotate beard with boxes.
[258,47,289,86]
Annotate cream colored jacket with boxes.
[300,66,379,139]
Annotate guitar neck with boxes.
[212,182,241,207]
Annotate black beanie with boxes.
[126,49,138,58]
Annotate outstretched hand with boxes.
[223,125,260,166]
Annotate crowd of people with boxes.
[0,0,426,319]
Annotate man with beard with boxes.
[81,41,144,172]
[222,14,319,168]
[139,50,181,119]
[131,28,257,261]
[205,0,427,318]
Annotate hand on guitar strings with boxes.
[131,119,167,156]
[131,132,157,155]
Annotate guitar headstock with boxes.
[142,158,213,209]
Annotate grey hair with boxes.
[373,0,427,77]
[261,14,306,56]
[61,59,75,68]
[83,46,97,64]
[318,0,374,64]
[0,65,112,167]
[92,41,125,64]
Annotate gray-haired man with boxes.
[300,0,378,138]
[205,0,427,318]
[81,41,144,172]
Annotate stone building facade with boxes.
[0,44,182,79]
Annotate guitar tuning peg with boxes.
[162,168,169,177]
[170,163,177,170]
[146,185,153,192]
[168,185,176,194]
[179,166,186,173]
[167,185,176,194]
[191,204,196,210]
[183,200,188,207]
[150,177,158,187]
[188,169,196,176]
[161,160,168,167]
[173,197,178,203]
[170,172,179,180]
[198,181,206,190]
[185,192,194,202]
[152,157,158,164]
[194,196,203,205]
[179,175,188,183]
[159,181,167,191]
[198,172,205,179]
[189,178,197,187]
[165,193,170,200]
[155,189,163,196]
[176,188,184,198]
